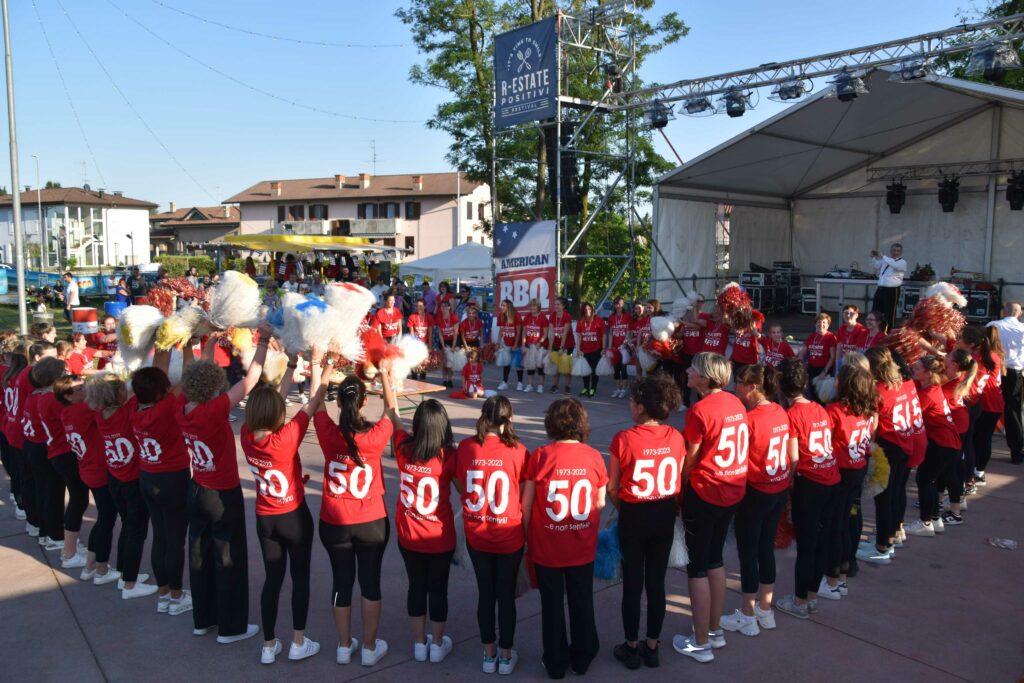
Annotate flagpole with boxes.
[2,0,27,333]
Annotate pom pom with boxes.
[650,315,676,342]
[544,351,558,375]
[323,283,377,361]
[557,352,574,375]
[495,346,511,367]
[813,374,837,403]
[865,445,891,498]
[240,346,289,387]
[209,271,262,330]
[280,293,335,353]
[648,339,681,362]
[480,343,498,364]
[148,277,207,317]
[636,347,659,372]
[668,517,688,568]
[426,348,444,371]
[155,306,211,351]
[449,347,467,373]
[230,327,254,355]
[595,355,614,376]
[717,283,753,330]
[594,522,622,581]
[923,281,967,308]
[619,345,631,365]
[388,335,430,380]
[117,305,164,371]
[359,325,387,367]
[571,355,591,377]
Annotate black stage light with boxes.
[1007,171,1024,211]
[966,41,1022,83]
[938,177,960,213]
[886,181,907,214]
[832,69,868,102]
[723,89,747,118]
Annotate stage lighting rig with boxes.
[886,181,907,214]
[938,176,960,212]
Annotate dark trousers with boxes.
[962,403,981,483]
[27,441,64,540]
[188,483,249,636]
[108,475,149,583]
[582,351,602,391]
[828,468,866,578]
[16,444,38,528]
[535,562,599,679]
[618,497,675,642]
[1003,368,1024,462]
[399,545,455,622]
[679,353,694,407]
[873,438,908,544]
[0,431,19,502]
[734,485,788,594]
[917,441,958,521]
[501,366,524,384]
[88,484,118,563]
[257,502,314,641]
[140,469,190,590]
[319,517,390,607]
[872,285,900,331]
[973,411,1001,473]
[467,543,523,649]
[791,476,837,600]
[50,452,89,533]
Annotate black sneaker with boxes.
[941,510,964,526]
[975,472,987,486]
[564,386,572,394]
[613,643,641,670]
[639,641,660,668]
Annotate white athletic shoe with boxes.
[904,519,935,537]
[61,551,87,569]
[79,566,96,581]
[516,382,524,391]
[672,634,713,663]
[707,629,726,649]
[817,577,842,600]
[169,591,193,615]
[43,537,64,551]
[932,515,945,534]
[336,638,360,665]
[93,569,121,585]
[754,605,776,630]
[26,523,39,537]
[482,651,498,674]
[14,506,25,520]
[118,574,149,590]
[414,635,433,662]
[361,639,388,666]
[261,639,282,664]
[288,636,320,661]
[217,624,259,644]
[157,594,171,613]
[122,583,159,600]
[429,635,453,663]
[719,609,759,636]
[497,649,518,675]
[523,384,534,393]
[535,385,544,394]
[497,382,508,391]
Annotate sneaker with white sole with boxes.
[414,635,433,662]
[932,515,945,533]
[720,609,760,636]
[122,583,159,600]
[754,605,776,630]
[93,569,121,585]
[774,595,809,620]
[904,519,935,537]
[43,537,63,551]
[118,574,149,590]
[817,578,842,600]
[80,566,96,581]
[26,523,39,537]
[193,626,216,636]
[516,382,524,391]
[261,639,282,665]
[157,594,171,613]
[497,649,518,675]
[671,634,713,663]
[361,639,388,666]
[217,624,259,644]
[838,581,849,597]
[169,591,193,615]
[497,382,508,391]
[523,384,534,393]
[482,651,498,674]
[535,385,544,394]
[61,551,87,569]
[707,629,726,649]
[288,636,320,661]
[336,638,359,665]
[14,506,25,520]
[807,599,820,614]
[855,545,892,565]
[429,635,453,663]
[941,510,963,526]
[975,471,987,486]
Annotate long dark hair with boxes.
[836,365,877,418]
[961,326,995,372]
[736,363,780,400]
[3,344,28,386]
[475,395,519,448]
[337,376,370,467]
[409,399,453,464]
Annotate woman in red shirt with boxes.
[700,307,730,357]
[180,328,272,642]
[673,352,748,663]
[458,304,484,349]
[407,299,435,382]
[25,358,72,554]
[629,301,651,380]
[0,339,27,521]
[608,374,683,667]
[384,397,456,664]
[576,301,607,398]
[548,297,575,394]
[242,346,326,664]
[520,299,549,393]
[606,297,633,399]
[523,398,607,678]
[5,341,53,537]
[495,299,523,392]
[721,364,790,637]
[939,350,977,525]
[799,313,838,385]
[860,310,888,350]
[66,333,97,375]
[436,300,459,388]
[760,324,796,369]
[375,293,404,343]
[455,396,528,675]
[728,324,761,376]
[774,358,839,619]
[677,296,709,406]
[315,369,397,667]
[965,326,1004,486]
[835,305,867,360]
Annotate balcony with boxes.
[275,220,331,236]
[348,218,401,237]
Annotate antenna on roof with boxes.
[81,160,88,188]
[366,140,382,176]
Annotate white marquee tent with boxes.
[653,69,1024,303]
[399,241,493,282]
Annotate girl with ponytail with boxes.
[940,349,977,524]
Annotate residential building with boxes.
[223,172,491,260]
[149,203,241,256]
[0,186,155,269]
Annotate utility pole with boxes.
[3,0,27,332]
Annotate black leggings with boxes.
[319,517,390,608]
[50,452,90,533]
[582,351,602,391]
[962,403,981,483]
[257,502,314,641]
[940,432,967,505]
[140,469,190,590]
[682,483,736,578]
[973,411,1000,473]
[791,476,837,600]
[917,441,959,521]
[188,483,249,636]
[618,497,675,642]
[399,545,455,622]
[87,484,118,564]
[0,431,19,502]
[828,468,866,578]
[27,441,62,539]
[468,543,523,649]
[873,438,908,545]
[502,366,524,384]
[535,561,599,678]
[17,444,38,528]
[734,485,788,595]
[108,475,150,583]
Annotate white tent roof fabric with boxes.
[399,241,493,282]
[654,70,1024,303]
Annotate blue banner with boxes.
[494,16,558,129]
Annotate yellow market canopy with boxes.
[221,234,399,253]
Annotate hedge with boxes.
[155,255,217,277]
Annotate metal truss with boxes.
[868,157,1024,181]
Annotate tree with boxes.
[941,1,1024,90]
[44,181,61,189]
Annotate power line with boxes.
[56,0,219,203]
[108,0,426,125]
[149,0,408,49]
[30,0,108,187]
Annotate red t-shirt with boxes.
[788,401,840,485]
[89,332,118,370]
[21,391,46,445]
[497,314,521,347]
[462,363,484,390]
[455,434,528,554]
[549,312,574,350]
[314,411,391,525]
[176,393,240,490]
[242,411,310,516]
[701,322,730,356]
[436,311,459,342]
[860,330,887,351]
[835,324,867,357]
[38,392,71,458]
[131,394,190,473]
[804,332,837,368]
[942,377,969,434]
[875,380,917,454]
[525,442,608,568]
[980,354,1004,414]
[632,315,652,348]
[907,381,926,468]
[608,312,633,348]
[576,317,606,354]
[62,402,107,489]
[407,313,435,344]
[394,430,456,553]
[375,307,403,338]
[917,383,960,450]
[682,314,710,355]
[3,368,34,449]
[827,403,873,471]
[66,348,96,375]
[683,391,749,507]
[744,402,792,494]
[522,312,549,346]
[611,423,685,504]
[730,330,759,365]
[460,317,483,343]
[95,403,141,482]
[760,338,796,368]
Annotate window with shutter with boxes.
[288,205,305,221]
[466,201,473,220]
[309,204,328,220]
[478,202,485,220]
[277,206,286,222]
[405,202,421,220]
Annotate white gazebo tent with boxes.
[399,241,493,282]
[653,69,1024,303]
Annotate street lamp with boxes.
[127,233,134,266]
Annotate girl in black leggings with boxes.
[965,326,1004,486]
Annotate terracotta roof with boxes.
[223,172,482,204]
[150,206,240,227]
[0,187,157,209]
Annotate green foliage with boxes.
[44,181,61,189]
[65,255,77,270]
[154,255,216,277]
[940,1,1024,90]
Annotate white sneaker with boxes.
[497,382,508,391]
[856,545,892,565]
[169,591,193,615]
[523,384,534,393]
[535,385,544,394]
[288,636,320,661]
[904,519,935,537]
[817,578,842,600]
[61,551,87,569]
[720,609,759,636]
[932,515,945,534]
[122,583,159,600]
[93,569,121,585]
[482,651,498,674]
[43,537,64,551]
[897,527,907,544]
[193,626,216,636]
[336,638,359,665]
[80,566,96,581]
[261,639,282,665]
[430,635,453,663]
[837,582,849,597]
[118,573,149,590]
[361,638,388,666]
[26,523,39,537]
[754,605,776,630]
[157,593,171,613]
[672,634,713,663]
[414,635,433,662]
[497,649,518,675]
[516,382,524,391]
[707,629,726,649]
[217,624,259,644]
[14,506,25,520]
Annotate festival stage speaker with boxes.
[545,123,583,216]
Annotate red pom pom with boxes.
[360,326,387,365]
[886,326,924,366]
[774,498,795,550]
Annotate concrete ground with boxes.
[1,364,1022,682]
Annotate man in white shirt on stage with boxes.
[989,302,1024,464]
[870,242,907,331]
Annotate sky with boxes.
[2,0,982,211]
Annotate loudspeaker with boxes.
[545,123,583,216]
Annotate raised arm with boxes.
[278,352,297,400]
[226,323,272,407]
[378,363,398,419]
[301,345,327,418]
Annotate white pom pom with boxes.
[595,355,614,376]
[723,281,741,291]
[280,293,349,353]
[389,335,430,380]
[650,316,676,342]
[450,348,467,373]
[923,282,967,308]
[323,282,376,359]
[637,347,659,372]
[209,271,262,330]
[571,355,591,376]
[117,305,164,356]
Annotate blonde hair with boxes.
[816,312,832,326]
[691,351,731,389]
[245,385,286,433]
[842,351,869,373]
[865,346,902,390]
[182,360,226,404]
[85,374,127,411]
